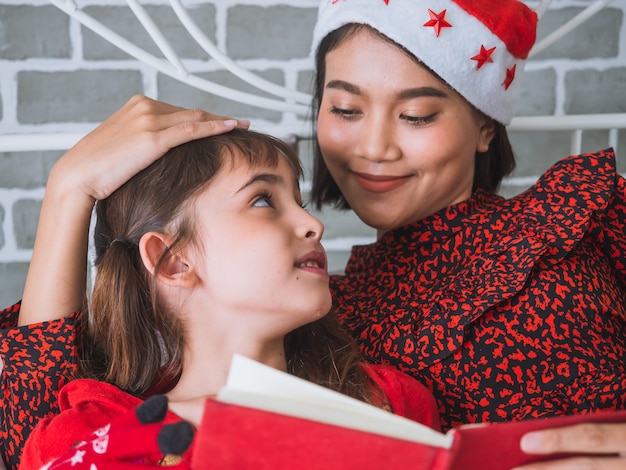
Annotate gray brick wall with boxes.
[0,0,625,307]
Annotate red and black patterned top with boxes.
[0,303,79,469]
[331,149,626,431]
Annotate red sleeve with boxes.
[599,172,626,285]
[0,304,81,469]
[0,302,20,329]
[20,380,141,469]
[363,363,441,431]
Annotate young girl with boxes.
[19,128,439,467]
[0,97,246,469]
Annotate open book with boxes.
[191,355,626,469]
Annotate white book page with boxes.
[217,354,452,449]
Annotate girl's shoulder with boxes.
[362,363,441,430]
[58,378,142,412]
[21,379,142,468]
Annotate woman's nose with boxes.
[355,114,401,163]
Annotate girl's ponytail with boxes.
[85,237,175,396]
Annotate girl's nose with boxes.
[298,210,325,241]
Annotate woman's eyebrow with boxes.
[325,79,448,101]
[396,86,448,101]
[325,79,361,95]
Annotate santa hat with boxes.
[311,0,537,125]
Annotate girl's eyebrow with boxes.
[325,79,448,101]
[236,173,284,193]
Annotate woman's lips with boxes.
[352,171,411,193]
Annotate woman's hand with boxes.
[19,95,249,326]
[513,422,626,469]
[51,95,248,203]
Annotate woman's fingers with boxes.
[512,423,626,470]
[521,423,626,455]
[55,95,249,201]
[512,456,626,470]
[119,94,249,135]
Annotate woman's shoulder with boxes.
[513,148,618,214]
[0,300,79,337]
[486,148,621,258]
[1,304,80,380]
[0,301,20,329]
[0,304,81,469]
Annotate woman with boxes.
[310,0,626,467]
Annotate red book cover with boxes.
[191,355,626,469]
[193,401,626,469]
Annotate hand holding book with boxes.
[513,421,626,469]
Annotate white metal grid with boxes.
[0,0,625,264]
[0,0,624,152]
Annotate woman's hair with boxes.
[310,24,516,210]
[79,128,373,404]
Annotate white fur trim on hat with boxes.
[311,0,538,125]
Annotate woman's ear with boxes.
[477,117,496,153]
[139,232,198,288]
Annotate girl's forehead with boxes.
[226,148,300,182]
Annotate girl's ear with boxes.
[139,232,198,288]
[477,117,496,153]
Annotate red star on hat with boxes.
[423,9,452,37]
[503,65,517,90]
[471,45,496,70]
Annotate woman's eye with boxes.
[401,113,437,126]
[330,106,360,120]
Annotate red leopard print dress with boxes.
[0,303,79,469]
[331,149,626,431]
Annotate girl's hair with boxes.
[310,24,516,210]
[80,129,373,404]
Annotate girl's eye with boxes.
[330,106,360,120]
[252,192,273,208]
[401,113,437,126]
[297,200,312,213]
